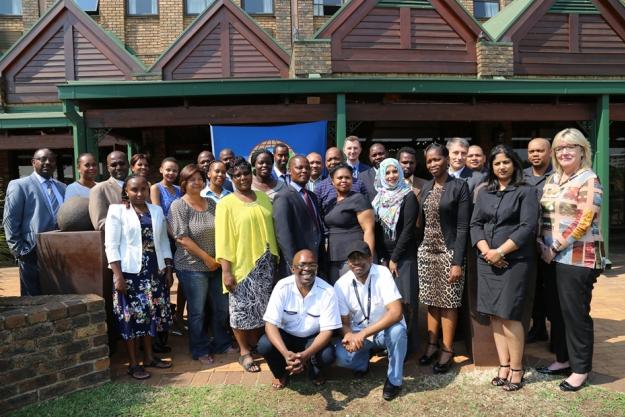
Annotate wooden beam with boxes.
[84,104,337,128]
[346,102,594,121]
[610,103,625,120]
[0,134,72,150]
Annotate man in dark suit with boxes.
[397,146,428,199]
[446,137,484,194]
[3,148,66,295]
[273,155,324,278]
[360,143,387,203]
[343,136,370,179]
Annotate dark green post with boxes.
[594,95,610,260]
[336,94,346,149]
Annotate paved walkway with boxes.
[1,255,624,392]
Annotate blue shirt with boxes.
[201,185,232,203]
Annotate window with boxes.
[127,0,158,16]
[474,0,499,19]
[242,0,273,14]
[186,0,214,15]
[76,0,99,15]
[313,0,343,17]
[0,0,22,16]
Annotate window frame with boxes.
[126,0,159,17]
[75,0,100,15]
[0,0,22,17]
[473,0,500,20]
[184,0,213,16]
[313,0,344,17]
[241,0,274,15]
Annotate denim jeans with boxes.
[207,268,233,353]
[176,270,211,359]
[257,329,335,380]
[335,322,407,386]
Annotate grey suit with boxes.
[457,166,485,194]
[3,172,66,295]
[272,184,324,278]
[89,176,123,231]
[360,167,377,203]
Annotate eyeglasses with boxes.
[294,263,318,271]
[554,144,580,154]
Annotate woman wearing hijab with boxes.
[373,158,419,352]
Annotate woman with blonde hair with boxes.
[536,128,604,392]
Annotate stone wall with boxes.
[0,294,110,415]
[477,41,513,78]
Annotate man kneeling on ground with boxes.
[334,240,407,401]
[258,249,341,389]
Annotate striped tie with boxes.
[46,180,60,215]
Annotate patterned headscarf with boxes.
[372,158,411,240]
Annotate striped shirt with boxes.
[540,168,604,270]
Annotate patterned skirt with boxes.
[228,249,275,330]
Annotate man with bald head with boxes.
[273,155,324,277]
[3,148,66,295]
[314,147,368,212]
[523,137,553,344]
[89,151,129,231]
[306,152,324,192]
[257,249,341,389]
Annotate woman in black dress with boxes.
[372,158,418,349]
[323,163,375,284]
[470,144,539,391]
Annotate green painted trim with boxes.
[2,104,65,113]
[549,0,600,14]
[594,94,610,259]
[0,112,71,129]
[377,0,433,8]
[336,94,346,149]
[482,0,534,42]
[58,78,625,100]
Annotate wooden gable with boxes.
[151,0,290,80]
[493,0,625,76]
[0,0,143,104]
[316,0,484,74]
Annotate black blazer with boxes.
[272,185,323,269]
[375,192,418,263]
[360,168,377,203]
[418,176,471,266]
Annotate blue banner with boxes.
[210,121,328,161]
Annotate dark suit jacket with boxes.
[272,184,324,274]
[457,166,485,194]
[3,173,66,256]
[360,167,377,203]
[418,176,471,266]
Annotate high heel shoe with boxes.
[432,348,454,374]
[503,368,525,391]
[491,364,510,386]
[418,342,439,366]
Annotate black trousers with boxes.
[18,250,41,296]
[257,329,335,379]
[546,262,597,374]
[530,260,550,332]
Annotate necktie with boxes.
[302,189,320,229]
[46,180,60,215]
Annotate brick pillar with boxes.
[21,0,40,29]
[159,0,184,51]
[296,0,314,39]
[291,40,331,78]
[477,41,513,78]
[99,0,125,42]
[274,0,292,51]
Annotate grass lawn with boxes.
[10,369,625,417]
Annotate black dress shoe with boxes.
[383,378,402,401]
[536,366,571,376]
[560,379,587,392]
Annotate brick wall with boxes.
[159,0,184,51]
[477,41,513,78]
[274,0,292,51]
[0,17,24,31]
[313,16,330,32]
[296,0,314,39]
[21,0,39,30]
[459,0,473,15]
[291,40,331,77]
[183,15,196,29]
[125,17,161,66]
[99,0,125,41]
[0,294,110,415]
[254,15,276,38]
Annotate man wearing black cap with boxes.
[333,240,407,401]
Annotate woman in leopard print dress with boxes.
[417,143,471,374]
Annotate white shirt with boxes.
[334,263,405,332]
[449,166,466,178]
[65,182,94,199]
[263,275,342,338]
[34,172,63,212]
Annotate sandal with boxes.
[433,348,454,374]
[128,365,150,380]
[144,357,172,369]
[238,353,260,373]
[272,376,289,390]
[491,364,510,386]
[419,342,439,366]
[503,368,525,391]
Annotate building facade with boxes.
[1,0,624,256]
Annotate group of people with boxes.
[2,128,604,398]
